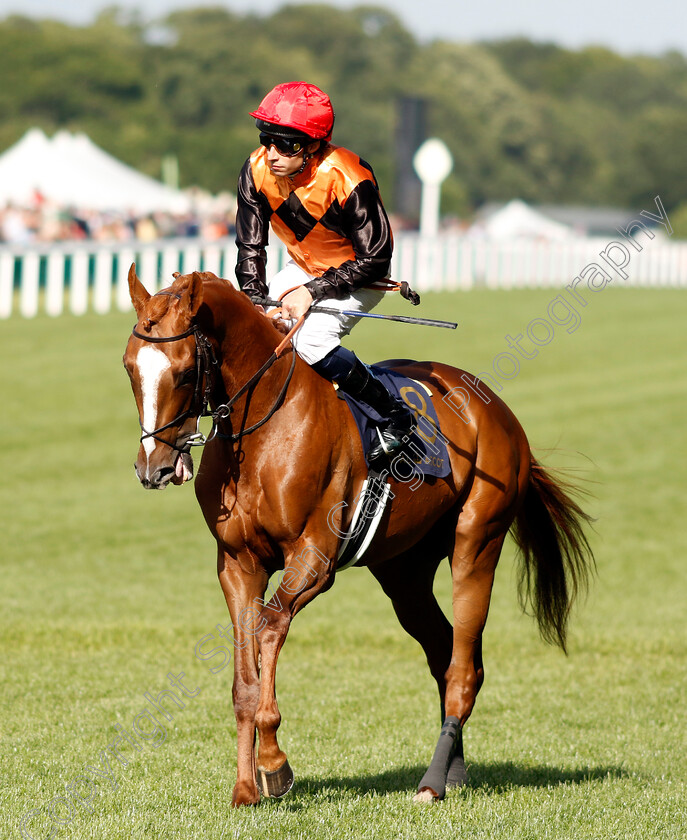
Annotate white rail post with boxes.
[116,248,136,311]
[19,252,40,318]
[0,252,14,318]
[181,244,202,276]
[138,248,159,294]
[70,250,90,315]
[45,251,66,316]
[93,250,113,314]
[202,245,221,276]
[161,246,179,287]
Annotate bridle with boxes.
[132,319,217,452]
[131,292,296,450]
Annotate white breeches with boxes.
[267,261,384,365]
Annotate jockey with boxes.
[235,80,416,464]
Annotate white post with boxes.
[45,251,65,316]
[419,182,441,238]
[161,246,179,286]
[93,250,113,314]
[19,252,40,318]
[413,138,453,239]
[139,248,159,294]
[0,252,15,318]
[203,245,221,276]
[70,250,90,315]
[182,245,202,277]
[116,249,136,311]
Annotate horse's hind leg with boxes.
[415,521,508,803]
[372,545,473,791]
[370,550,453,714]
[448,527,507,715]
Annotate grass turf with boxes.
[2,286,686,839]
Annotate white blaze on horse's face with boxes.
[136,344,172,467]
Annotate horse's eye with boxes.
[179,368,196,386]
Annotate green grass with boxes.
[2,287,686,839]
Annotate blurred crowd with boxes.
[0,197,236,245]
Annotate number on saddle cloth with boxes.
[338,366,451,479]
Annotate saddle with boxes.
[334,368,451,570]
[336,366,451,479]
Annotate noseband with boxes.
[131,291,296,450]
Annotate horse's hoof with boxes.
[257,759,294,798]
[231,782,260,807]
[413,787,440,804]
[446,754,468,789]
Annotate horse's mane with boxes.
[168,271,283,349]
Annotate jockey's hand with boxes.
[281,285,314,320]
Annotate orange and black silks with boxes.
[235,144,393,302]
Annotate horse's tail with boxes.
[510,457,595,653]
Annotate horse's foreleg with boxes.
[217,554,269,807]
[253,611,293,797]
[253,544,335,797]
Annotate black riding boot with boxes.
[338,357,416,463]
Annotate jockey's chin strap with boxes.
[131,291,303,449]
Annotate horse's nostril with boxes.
[151,466,175,487]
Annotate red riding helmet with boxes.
[250,81,335,141]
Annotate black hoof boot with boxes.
[446,729,468,789]
[416,716,461,801]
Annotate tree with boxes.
[0,11,685,214]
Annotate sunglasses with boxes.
[259,133,307,157]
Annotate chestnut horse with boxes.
[123,266,594,806]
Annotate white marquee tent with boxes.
[477,199,576,241]
[0,128,191,214]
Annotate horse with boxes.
[122,265,594,806]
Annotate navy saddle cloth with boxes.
[338,365,451,479]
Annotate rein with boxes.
[131,292,296,449]
[212,345,296,442]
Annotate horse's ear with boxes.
[179,271,204,320]
[128,263,151,316]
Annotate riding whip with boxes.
[251,297,458,330]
